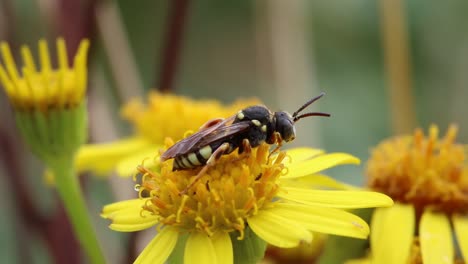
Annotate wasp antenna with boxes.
[292,92,326,118]
[293,112,330,122]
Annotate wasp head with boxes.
[267,93,330,144]
[273,111,296,142]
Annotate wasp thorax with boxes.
[274,111,296,142]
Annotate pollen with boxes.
[367,124,468,214]
[136,142,284,239]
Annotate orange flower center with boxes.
[136,143,285,239]
[367,125,468,214]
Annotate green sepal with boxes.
[167,232,189,264]
[14,101,87,165]
[231,226,267,264]
[318,208,373,264]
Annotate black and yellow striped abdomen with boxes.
[173,145,214,170]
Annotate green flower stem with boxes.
[50,157,106,264]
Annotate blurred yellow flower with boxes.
[75,92,260,177]
[0,39,107,263]
[102,142,393,264]
[0,38,89,162]
[352,125,468,264]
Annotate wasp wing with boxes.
[161,115,237,161]
[190,121,251,149]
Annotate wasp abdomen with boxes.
[173,145,213,170]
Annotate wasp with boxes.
[160,92,330,194]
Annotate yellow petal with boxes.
[370,206,386,250]
[75,137,152,175]
[107,207,152,224]
[116,148,161,177]
[286,174,360,190]
[0,64,15,100]
[211,232,233,264]
[278,187,393,208]
[56,38,68,71]
[109,221,159,233]
[371,204,414,264]
[72,39,89,102]
[184,232,217,264]
[101,199,159,232]
[20,45,37,73]
[247,208,312,248]
[134,227,178,264]
[56,38,68,107]
[101,198,145,217]
[270,203,369,239]
[345,258,371,264]
[453,214,468,262]
[283,152,360,179]
[38,39,51,72]
[285,147,324,163]
[420,210,453,264]
[0,42,20,82]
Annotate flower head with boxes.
[368,124,468,213]
[361,125,468,263]
[0,38,89,162]
[102,141,393,264]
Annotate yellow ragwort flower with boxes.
[358,124,468,264]
[74,92,260,176]
[102,141,393,264]
[0,39,107,263]
[0,38,89,161]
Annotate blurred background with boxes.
[1,0,467,263]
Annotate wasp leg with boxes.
[269,143,282,156]
[180,142,230,195]
[268,132,283,159]
[241,138,252,154]
[198,118,224,131]
[230,139,252,163]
